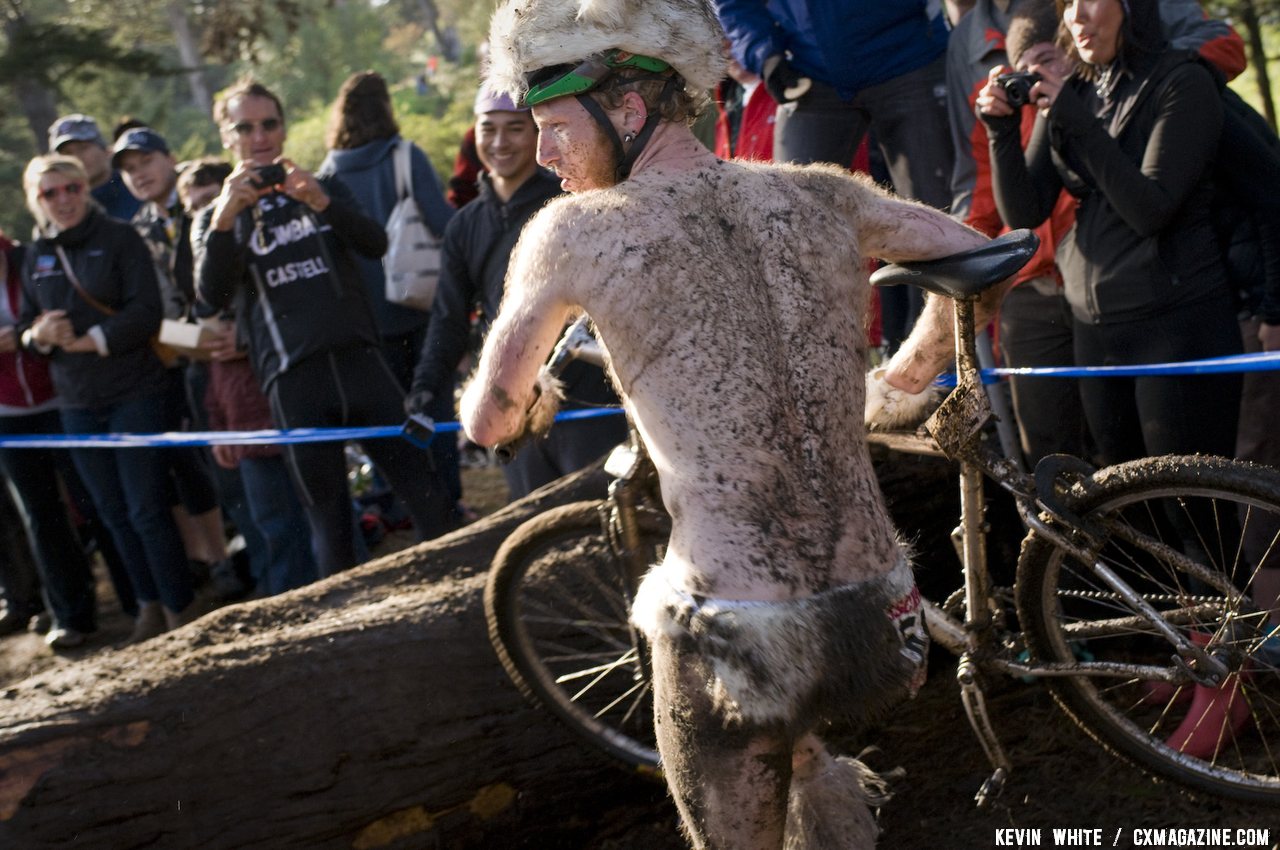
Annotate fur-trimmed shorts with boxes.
[630,556,928,731]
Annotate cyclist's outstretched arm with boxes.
[857,192,1004,394]
[460,225,575,448]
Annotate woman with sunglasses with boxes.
[17,154,197,643]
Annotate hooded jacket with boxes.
[17,208,168,408]
[988,49,1228,323]
[317,136,455,337]
[193,176,388,389]
[411,168,618,411]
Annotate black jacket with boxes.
[988,50,1229,323]
[18,208,168,408]
[193,176,387,389]
[411,169,618,409]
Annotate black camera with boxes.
[995,71,1042,108]
[250,163,287,188]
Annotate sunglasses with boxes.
[228,118,282,136]
[38,183,84,201]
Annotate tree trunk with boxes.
[167,1,211,116]
[1238,0,1277,132]
[0,463,684,849]
[0,448,990,848]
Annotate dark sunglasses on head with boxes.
[228,118,282,136]
[39,183,84,201]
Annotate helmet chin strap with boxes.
[574,76,678,183]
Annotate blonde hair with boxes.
[23,154,89,234]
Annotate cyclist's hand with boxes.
[865,367,939,430]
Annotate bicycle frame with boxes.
[550,296,1255,803]
[866,293,1250,801]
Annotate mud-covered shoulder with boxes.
[507,192,623,305]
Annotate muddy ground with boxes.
[3,466,1277,849]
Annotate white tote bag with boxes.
[383,139,443,311]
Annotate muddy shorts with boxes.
[630,556,928,731]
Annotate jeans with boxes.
[61,393,195,613]
[774,56,953,210]
[268,345,455,576]
[0,410,97,631]
[239,454,318,595]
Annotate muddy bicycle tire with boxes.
[485,500,668,775]
[1016,455,1280,803]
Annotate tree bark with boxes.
[167,1,211,116]
[0,463,683,850]
[0,448,990,849]
[1238,0,1277,132]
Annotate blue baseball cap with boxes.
[48,114,106,152]
[111,127,171,167]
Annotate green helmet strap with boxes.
[523,49,671,107]
[575,74,676,183]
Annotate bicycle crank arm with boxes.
[956,655,1012,807]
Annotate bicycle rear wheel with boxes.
[1017,455,1280,803]
[485,500,668,775]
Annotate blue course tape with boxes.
[0,406,625,449]
[4,349,1277,447]
[939,350,1280,386]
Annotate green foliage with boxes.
[0,0,502,238]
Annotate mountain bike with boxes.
[483,230,1280,804]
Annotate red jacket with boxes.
[715,80,776,161]
[205,357,280,465]
[0,238,56,411]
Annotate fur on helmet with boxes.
[486,0,726,104]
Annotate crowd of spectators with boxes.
[1,0,1277,655]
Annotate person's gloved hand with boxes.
[404,387,434,417]
[763,55,812,104]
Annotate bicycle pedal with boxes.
[974,767,1007,808]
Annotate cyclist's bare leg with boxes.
[650,632,793,849]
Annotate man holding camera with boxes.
[193,77,455,577]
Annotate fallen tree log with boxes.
[0,463,683,850]
[0,446,997,849]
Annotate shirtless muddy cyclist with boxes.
[460,1,1009,847]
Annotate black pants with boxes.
[1072,298,1243,465]
[999,281,1088,467]
[268,345,454,576]
[0,410,96,631]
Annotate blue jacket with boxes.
[318,136,454,337]
[714,0,949,99]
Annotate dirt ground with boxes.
[4,464,1277,848]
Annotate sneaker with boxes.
[209,558,249,601]
[46,627,85,650]
[0,607,32,636]
[122,601,167,645]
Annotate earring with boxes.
[623,131,635,144]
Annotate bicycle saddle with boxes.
[869,228,1040,301]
